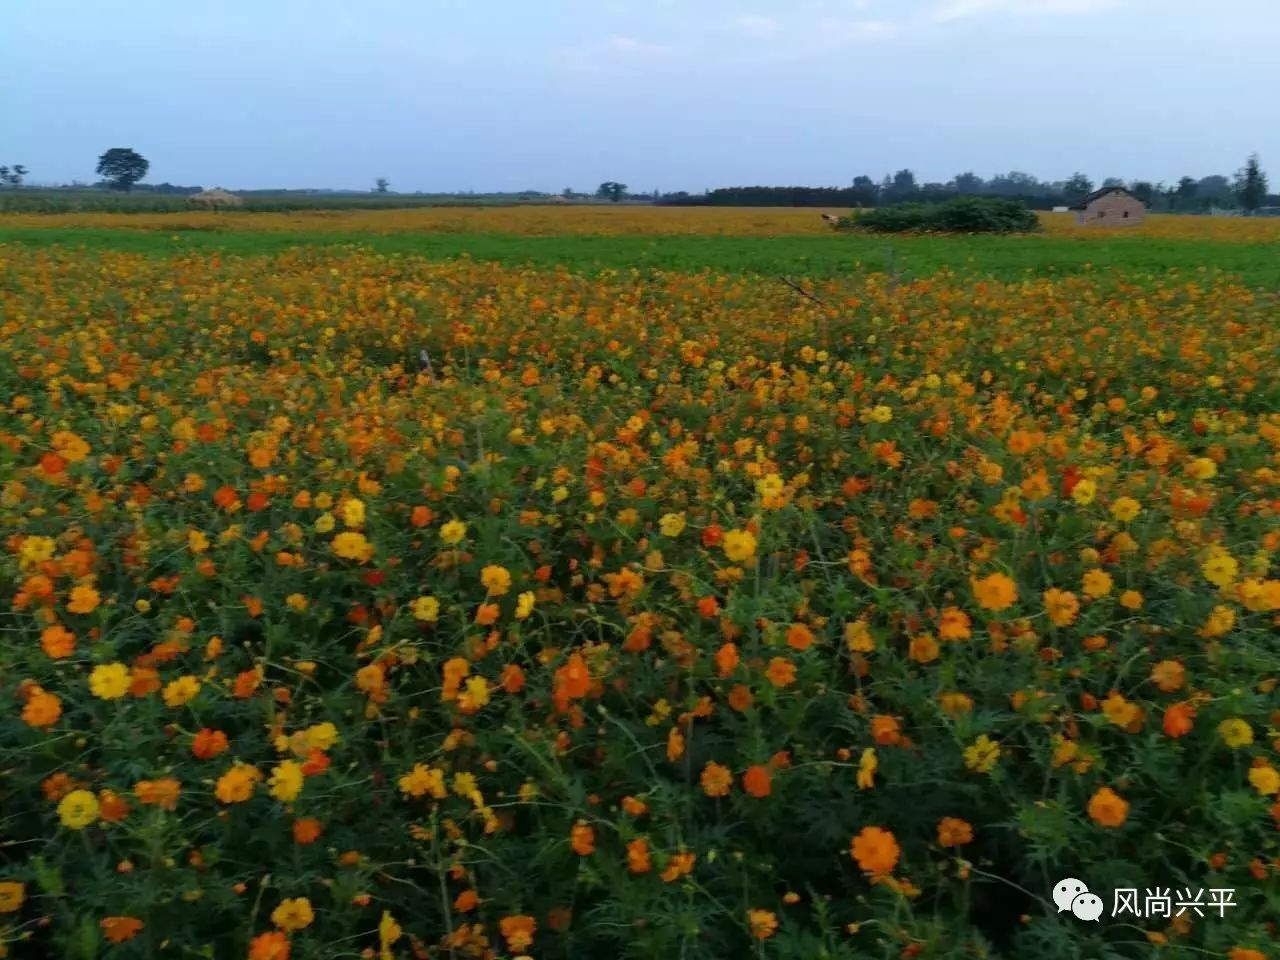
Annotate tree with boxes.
[0,164,27,187]
[1101,177,1125,188]
[1236,153,1268,214]
[596,181,627,202]
[1174,176,1199,210]
[1062,173,1094,204]
[96,148,149,191]
[1130,181,1155,206]
[374,178,389,193]
[953,172,984,194]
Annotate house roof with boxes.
[1068,186,1142,211]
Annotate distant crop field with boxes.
[1,213,1279,960]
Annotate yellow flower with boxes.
[658,513,686,537]
[19,535,56,570]
[57,789,100,830]
[856,748,877,790]
[1071,478,1097,505]
[215,763,262,804]
[439,520,467,545]
[1081,569,1112,598]
[1248,765,1280,796]
[1109,497,1141,522]
[1199,605,1236,638]
[1118,590,1143,610]
[162,675,201,708]
[481,565,512,597]
[269,760,304,803]
[459,676,491,713]
[379,911,402,960]
[341,497,366,528]
[971,573,1017,611]
[271,897,314,932]
[1185,457,1217,480]
[514,591,535,619]
[314,512,336,534]
[89,662,131,700]
[187,530,210,554]
[722,529,757,563]
[411,595,440,622]
[399,764,447,799]
[331,531,373,562]
[0,881,24,914]
[963,735,1000,774]
[304,722,340,751]
[1042,588,1079,627]
[1217,718,1253,749]
[1201,551,1239,588]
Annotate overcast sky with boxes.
[3,0,1276,192]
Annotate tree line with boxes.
[653,157,1274,213]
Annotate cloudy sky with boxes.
[3,0,1276,192]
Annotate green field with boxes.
[3,225,1280,285]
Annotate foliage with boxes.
[1236,155,1269,214]
[840,198,1041,234]
[1,235,1278,960]
[0,165,27,188]
[596,181,628,202]
[374,178,390,194]
[95,149,150,192]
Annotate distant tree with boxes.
[596,181,628,202]
[0,164,27,187]
[1101,176,1125,188]
[1130,181,1155,206]
[1175,176,1199,211]
[562,187,574,198]
[1236,153,1268,213]
[374,178,389,193]
[96,148,149,191]
[1197,175,1232,200]
[1062,173,1094,203]
[891,168,917,195]
[953,172,984,194]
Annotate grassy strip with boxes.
[2,227,1277,284]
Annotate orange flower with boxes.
[1151,660,1186,693]
[292,818,323,844]
[765,657,796,688]
[192,728,230,759]
[499,915,536,952]
[40,624,76,658]
[850,826,900,876]
[134,778,181,811]
[22,688,62,727]
[570,820,595,855]
[785,623,814,651]
[937,817,973,847]
[727,684,754,712]
[870,715,902,746]
[621,795,648,817]
[453,889,480,912]
[666,726,685,761]
[1087,787,1129,828]
[660,851,696,883]
[98,789,131,823]
[627,837,652,874]
[748,909,779,940]
[1162,702,1196,738]
[249,930,291,960]
[66,584,101,614]
[100,916,144,944]
[700,761,733,797]
[742,764,773,798]
[971,572,1017,611]
[714,642,739,677]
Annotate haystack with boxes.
[188,188,244,209]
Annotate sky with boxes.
[3,0,1277,193]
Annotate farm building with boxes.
[187,188,244,209]
[1069,186,1146,226]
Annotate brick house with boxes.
[1069,186,1146,226]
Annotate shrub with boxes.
[840,197,1040,234]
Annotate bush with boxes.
[841,197,1040,234]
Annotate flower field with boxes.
[2,238,1279,960]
